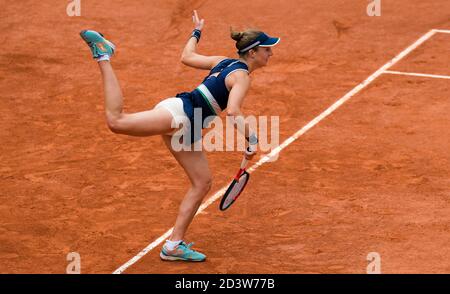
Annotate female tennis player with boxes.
[80,10,280,262]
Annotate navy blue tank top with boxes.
[175,58,249,143]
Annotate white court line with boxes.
[384,70,450,80]
[432,29,450,34]
[112,29,438,274]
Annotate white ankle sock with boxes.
[165,240,182,250]
[96,55,110,62]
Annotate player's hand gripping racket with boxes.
[219,156,250,211]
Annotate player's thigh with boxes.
[116,108,176,136]
[161,135,212,187]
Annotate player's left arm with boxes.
[180,10,226,70]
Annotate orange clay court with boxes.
[0,0,449,273]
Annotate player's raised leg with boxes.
[97,61,175,136]
[80,30,176,137]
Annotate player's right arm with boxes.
[226,72,257,160]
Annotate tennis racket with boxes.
[219,156,250,211]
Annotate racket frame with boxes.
[219,157,250,211]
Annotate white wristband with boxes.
[247,133,258,145]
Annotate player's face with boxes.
[254,47,273,67]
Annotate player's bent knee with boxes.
[194,177,212,194]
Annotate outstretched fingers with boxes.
[192,10,204,30]
[193,10,200,23]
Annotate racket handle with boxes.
[240,156,249,170]
[234,157,249,180]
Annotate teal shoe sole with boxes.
[80,30,115,58]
